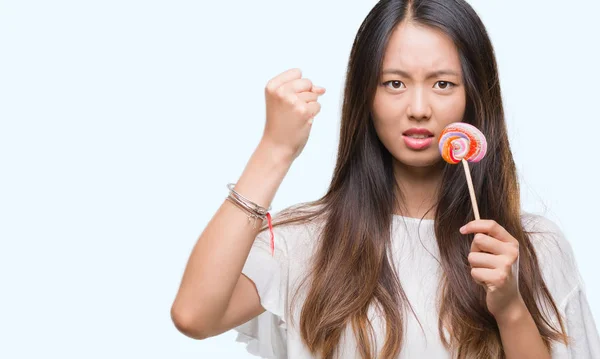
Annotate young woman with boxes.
[171,0,600,358]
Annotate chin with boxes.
[393,150,442,168]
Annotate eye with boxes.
[434,81,456,90]
[383,80,405,90]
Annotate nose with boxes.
[406,88,432,121]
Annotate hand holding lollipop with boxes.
[443,124,525,320]
[438,122,487,219]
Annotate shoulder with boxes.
[255,203,327,257]
[520,212,571,255]
[520,212,574,264]
[520,212,583,308]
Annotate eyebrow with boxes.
[381,69,460,79]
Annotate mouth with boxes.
[402,128,435,150]
[402,128,435,138]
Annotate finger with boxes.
[279,78,316,95]
[467,251,502,269]
[470,233,505,255]
[305,102,322,123]
[296,91,321,103]
[266,68,302,92]
[311,85,326,94]
[460,219,515,244]
[470,267,498,286]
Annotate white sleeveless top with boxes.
[234,213,600,358]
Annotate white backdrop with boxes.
[0,1,598,358]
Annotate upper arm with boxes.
[171,273,265,340]
[206,223,294,339]
[206,273,266,337]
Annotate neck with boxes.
[393,159,444,220]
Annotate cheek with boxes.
[436,92,467,124]
[372,92,406,130]
[372,107,403,146]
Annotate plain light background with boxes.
[0,0,598,358]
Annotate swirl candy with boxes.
[438,122,487,164]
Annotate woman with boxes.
[171,0,600,358]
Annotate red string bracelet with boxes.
[226,183,274,256]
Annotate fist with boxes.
[262,68,326,161]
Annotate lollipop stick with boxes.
[461,158,480,220]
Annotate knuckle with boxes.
[275,87,287,99]
[505,244,518,258]
[286,95,297,105]
[295,106,308,116]
[474,234,484,244]
[265,82,277,94]
[498,272,507,283]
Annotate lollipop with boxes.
[439,122,487,164]
[438,122,487,220]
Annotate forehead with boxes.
[382,21,461,73]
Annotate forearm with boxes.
[496,298,551,359]
[172,139,294,325]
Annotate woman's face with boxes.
[372,21,467,169]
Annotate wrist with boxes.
[258,138,296,167]
[494,296,528,327]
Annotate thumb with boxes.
[311,85,326,95]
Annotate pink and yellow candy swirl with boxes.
[438,122,487,164]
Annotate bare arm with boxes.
[497,298,551,359]
[171,139,293,339]
[170,68,325,339]
[462,220,552,358]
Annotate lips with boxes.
[403,128,434,138]
[402,128,435,150]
